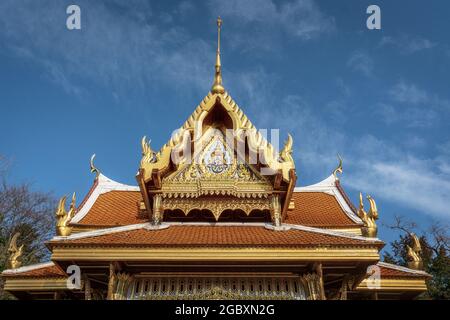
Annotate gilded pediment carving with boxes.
[161,132,273,199]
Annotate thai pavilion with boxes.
[2,18,430,300]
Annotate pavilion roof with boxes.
[71,173,362,229]
[49,224,382,248]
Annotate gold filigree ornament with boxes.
[8,232,24,269]
[141,136,156,166]
[161,197,272,221]
[407,233,423,270]
[357,193,379,237]
[55,193,76,236]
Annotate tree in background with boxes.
[0,157,56,299]
[383,216,450,300]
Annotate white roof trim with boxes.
[49,221,380,244]
[51,222,150,241]
[294,174,363,224]
[2,261,56,275]
[283,223,381,243]
[71,173,139,224]
[377,261,430,276]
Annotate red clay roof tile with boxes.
[76,191,147,226]
[286,192,360,227]
[52,226,381,248]
[3,264,66,278]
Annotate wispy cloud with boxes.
[374,80,450,128]
[375,102,437,128]
[233,67,450,220]
[346,139,450,220]
[0,0,212,100]
[380,35,437,54]
[347,51,374,77]
[208,0,335,52]
[389,81,429,105]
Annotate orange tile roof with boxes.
[286,192,360,227]
[378,264,431,278]
[74,190,361,229]
[3,264,66,278]
[75,191,147,226]
[51,226,382,248]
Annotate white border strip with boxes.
[283,223,381,243]
[51,223,150,241]
[2,261,55,275]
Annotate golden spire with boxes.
[211,17,225,94]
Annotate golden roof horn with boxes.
[407,233,423,270]
[90,154,100,178]
[211,17,225,94]
[8,232,24,269]
[332,154,343,180]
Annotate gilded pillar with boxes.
[84,275,92,300]
[107,263,117,300]
[152,194,163,225]
[315,263,326,300]
[271,195,281,227]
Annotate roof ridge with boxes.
[377,261,431,276]
[2,261,55,275]
[50,221,382,245]
[284,223,382,243]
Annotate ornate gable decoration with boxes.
[161,130,273,199]
[137,18,294,226]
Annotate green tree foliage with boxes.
[0,157,56,299]
[383,216,450,300]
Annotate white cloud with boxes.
[208,0,335,51]
[0,0,212,100]
[389,81,429,105]
[382,81,450,127]
[347,51,374,77]
[375,102,437,128]
[380,35,437,54]
[346,150,450,220]
[234,69,450,220]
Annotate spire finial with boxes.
[211,17,225,94]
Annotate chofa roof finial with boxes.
[332,154,343,180]
[8,232,23,269]
[90,154,100,178]
[211,17,225,94]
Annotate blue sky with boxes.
[0,0,449,247]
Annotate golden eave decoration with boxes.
[407,233,423,270]
[7,232,24,269]
[55,192,76,237]
[357,193,379,238]
[138,92,296,183]
[137,18,295,185]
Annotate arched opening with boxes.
[163,209,271,223]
